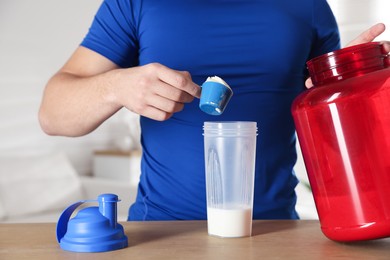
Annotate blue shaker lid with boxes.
[56,193,128,253]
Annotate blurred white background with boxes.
[0,0,389,222]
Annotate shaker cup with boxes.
[203,121,257,237]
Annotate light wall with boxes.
[0,0,137,175]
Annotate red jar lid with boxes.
[307,42,388,86]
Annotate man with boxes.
[39,0,388,220]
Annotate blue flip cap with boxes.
[56,193,128,253]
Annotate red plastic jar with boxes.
[292,42,390,242]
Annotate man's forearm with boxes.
[39,70,122,137]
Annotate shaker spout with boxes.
[98,193,120,229]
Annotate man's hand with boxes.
[347,23,390,52]
[305,23,390,88]
[116,63,201,121]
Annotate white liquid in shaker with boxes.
[207,207,252,237]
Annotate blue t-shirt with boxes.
[81,0,340,220]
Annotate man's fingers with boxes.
[381,41,390,53]
[153,63,201,98]
[140,106,174,121]
[157,82,195,103]
[305,78,313,89]
[347,23,386,47]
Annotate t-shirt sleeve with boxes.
[80,0,139,68]
[308,0,341,60]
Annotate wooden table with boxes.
[1,220,389,259]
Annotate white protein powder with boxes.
[205,76,232,90]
